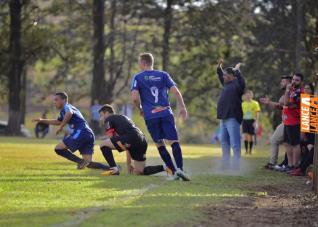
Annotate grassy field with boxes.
[0,137,297,227]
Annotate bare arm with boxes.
[170,86,188,120]
[55,111,72,135]
[216,59,224,85]
[259,98,283,110]
[126,151,133,174]
[233,63,245,91]
[131,90,143,116]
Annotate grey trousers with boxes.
[269,123,284,165]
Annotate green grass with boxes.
[0,137,294,227]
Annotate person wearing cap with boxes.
[260,75,292,170]
[216,59,245,170]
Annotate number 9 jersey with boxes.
[131,70,176,120]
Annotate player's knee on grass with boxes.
[132,161,145,175]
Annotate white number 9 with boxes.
[150,86,159,103]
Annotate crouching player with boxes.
[33,92,109,170]
[99,104,172,176]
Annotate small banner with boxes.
[301,94,318,133]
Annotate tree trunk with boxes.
[91,0,106,105]
[20,67,26,125]
[162,0,173,71]
[6,0,24,136]
[295,0,304,72]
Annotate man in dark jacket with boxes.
[216,60,245,170]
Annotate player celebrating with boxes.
[130,52,190,181]
[242,90,260,154]
[33,92,109,170]
[98,104,172,176]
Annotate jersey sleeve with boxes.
[131,75,139,91]
[165,72,176,89]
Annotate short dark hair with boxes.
[55,92,68,102]
[304,83,315,94]
[224,67,235,76]
[98,104,115,114]
[139,53,154,66]
[281,75,292,80]
[294,73,304,81]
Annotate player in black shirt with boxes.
[98,104,173,176]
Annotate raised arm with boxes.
[233,63,245,91]
[170,86,188,120]
[217,59,224,85]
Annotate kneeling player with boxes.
[33,92,109,170]
[98,104,172,176]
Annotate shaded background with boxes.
[0,0,317,143]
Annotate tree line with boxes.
[0,0,317,135]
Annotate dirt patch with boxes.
[200,179,318,227]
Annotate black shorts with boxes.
[284,125,300,146]
[110,134,147,161]
[242,119,255,135]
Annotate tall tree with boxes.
[295,0,304,72]
[91,0,106,104]
[162,0,173,71]
[6,0,24,135]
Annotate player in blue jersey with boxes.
[131,53,190,181]
[33,92,109,170]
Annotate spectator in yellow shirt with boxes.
[242,90,261,154]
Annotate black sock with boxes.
[171,142,183,170]
[100,146,117,167]
[158,146,176,172]
[244,140,248,153]
[87,162,109,170]
[143,165,165,175]
[55,149,82,163]
[249,141,253,153]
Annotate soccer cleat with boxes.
[77,160,90,170]
[176,169,190,181]
[273,164,285,171]
[101,167,120,176]
[165,166,174,176]
[264,163,274,170]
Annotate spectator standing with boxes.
[216,59,245,170]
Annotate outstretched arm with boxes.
[259,97,283,109]
[170,86,188,120]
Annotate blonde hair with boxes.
[139,52,154,66]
